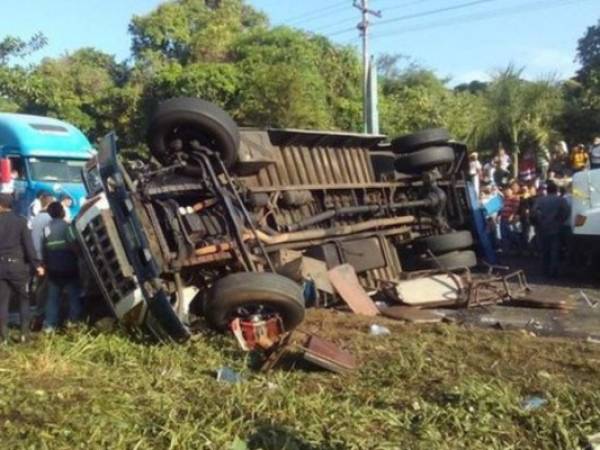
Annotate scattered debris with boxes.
[230,317,283,351]
[521,395,547,411]
[369,324,391,336]
[380,306,443,324]
[259,331,357,374]
[580,290,599,308]
[216,367,243,384]
[328,264,379,316]
[393,274,462,307]
[302,334,357,374]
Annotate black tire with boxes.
[416,230,474,254]
[147,97,240,170]
[370,151,397,181]
[419,250,477,271]
[395,146,455,173]
[144,290,191,343]
[204,272,305,332]
[391,128,451,153]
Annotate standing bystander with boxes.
[570,144,589,173]
[589,137,600,169]
[469,152,482,197]
[0,193,44,343]
[42,202,82,331]
[499,187,520,253]
[532,181,570,278]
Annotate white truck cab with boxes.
[571,168,600,256]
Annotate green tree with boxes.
[0,33,46,65]
[477,65,563,175]
[378,62,486,146]
[561,20,600,143]
[232,27,361,129]
[1,48,132,143]
[129,0,267,64]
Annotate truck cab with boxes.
[0,113,94,217]
[572,168,600,260]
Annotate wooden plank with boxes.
[328,264,379,316]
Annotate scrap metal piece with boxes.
[467,270,531,307]
[259,332,357,374]
[328,264,380,316]
[301,334,357,374]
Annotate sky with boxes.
[2,0,599,85]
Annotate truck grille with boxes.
[80,212,136,305]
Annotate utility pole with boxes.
[354,0,381,134]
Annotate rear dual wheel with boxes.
[390,128,455,174]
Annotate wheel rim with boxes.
[166,124,215,154]
[227,302,281,323]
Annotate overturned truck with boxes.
[73,98,475,342]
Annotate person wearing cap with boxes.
[0,193,44,343]
[590,137,600,169]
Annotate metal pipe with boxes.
[253,215,415,245]
[286,199,429,232]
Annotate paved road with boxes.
[446,254,600,340]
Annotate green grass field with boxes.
[1,309,599,450]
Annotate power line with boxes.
[376,0,442,13]
[370,0,588,40]
[282,1,350,26]
[312,0,434,33]
[374,0,497,27]
[326,0,498,36]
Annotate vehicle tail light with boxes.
[574,214,587,227]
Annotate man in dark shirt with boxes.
[0,194,44,343]
[532,181,570,278]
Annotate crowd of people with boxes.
[0,191,81,344]
[469,137,600,277]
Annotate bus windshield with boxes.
[28,157,87,183]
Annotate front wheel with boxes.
[203,272,305,332]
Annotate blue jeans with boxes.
[539,233,560,277]
[44,277,82,329]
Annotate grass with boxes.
[1,309,600,449]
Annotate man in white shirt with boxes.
[30,194,55,259]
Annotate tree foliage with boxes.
[0,1,595,155]
[0,33,47,65]
[476,65,563,174]
[562,19,600,143]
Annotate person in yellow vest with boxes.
[570,144,589,173]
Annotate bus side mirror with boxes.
[0,159,11,184]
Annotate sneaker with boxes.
[42,327,56,335]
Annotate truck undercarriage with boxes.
[74,98,474,342]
